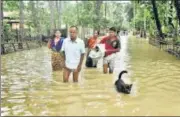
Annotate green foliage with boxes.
[62,3,78,26]
[61,1,130,30]
[3,1,19,11]
[128,0,179,40]
[3,23,17,42]
[3,0,179,42]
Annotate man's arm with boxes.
[79,41,86,66]
[99,36,107,44]
[106,48,119,53]
[79,54,85,67]
[77,41,86,71]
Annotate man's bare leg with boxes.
[109,58,115,74]
[63,67,71,82]
[103,64,108,74]
[73,71,79,82]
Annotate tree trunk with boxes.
[66,24,68,37]
[59,1,62,29]
[36,1,42,44]
[174,0,180,26]
[1,44,5,54]
[36,1,41,35]
[174,0,179,49]
[1,1,5,54]
[56,1,59,29]
[133,1,136,32]
[168,0,174,29]
[105,2,107,19]
[19,1,24,42]
[151,0,164,40]
[1,0,4,44]
[76,0,80,25]
[18,1,24,49]
[29,1,36,30]
[56,1,61,29]
[53,2,56,30]
[30,1,40,37]
[49,1,55,34]
[94,0,103,31]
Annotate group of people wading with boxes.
[48,26,121,83]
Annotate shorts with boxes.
[65,66,76,72]
[103,53,116,70]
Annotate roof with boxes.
[7,20,20,23]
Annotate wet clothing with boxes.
[87,36,98,49]
[86,47,103,67]
[103,53,116,71]
[100,36,120,57]
[51,51,64,71]
[100,36,120,72]
[61,37,85,70]
[49,37,65,71]
[50,37,65,52]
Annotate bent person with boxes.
[86,30,100,67]
[86,46,103,68]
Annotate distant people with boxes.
[100,27,120,74]
[61,26,85,82]
[47,29,65,71]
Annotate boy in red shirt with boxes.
[100,27,120,74]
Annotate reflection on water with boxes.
[1,36,180,116]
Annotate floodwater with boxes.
[1,35,180,116]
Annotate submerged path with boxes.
[1,35,180,116]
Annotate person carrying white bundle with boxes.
[86,45,103,68]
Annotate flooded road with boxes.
[1,35,180,116]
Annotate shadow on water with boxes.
[1,35,180,116]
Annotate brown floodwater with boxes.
[1,35,180,116]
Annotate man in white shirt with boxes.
[61,26,85,82]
